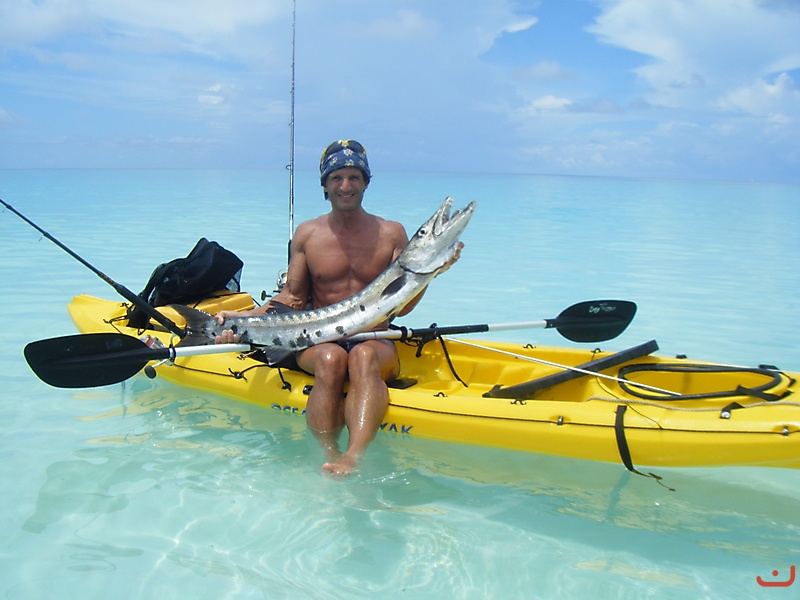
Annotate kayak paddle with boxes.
[23,300,635,388]
[349,300,636,344]
[24,333,250,389]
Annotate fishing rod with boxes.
[287,0,296,252]
[269,0,296,296]
[0,198,186,338]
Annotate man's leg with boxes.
[296,343,349,463]
[328,340,399,476]
[297,340,399,476]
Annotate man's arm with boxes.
[389,223,425,317]
[268,231,311,311]
[397,234,463,318]
[216,226,312,323]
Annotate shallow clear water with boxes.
[1,170,798,599]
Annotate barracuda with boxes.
[171,197,475,364]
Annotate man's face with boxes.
[323,167,368,210]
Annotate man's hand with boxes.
[214,311,240,344]
[438,242,464,275]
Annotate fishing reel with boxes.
[261,270,288,301]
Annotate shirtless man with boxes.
[215,140,457,476]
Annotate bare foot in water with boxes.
[321,453,359,478]
[311,428,343,468]
[320,444,342,465]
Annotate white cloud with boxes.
[570,98,621,115]
[518,95,574,118]
[520,133,655,172]
[0,0,289,65]
[0,106,16,125]
[514,95,621,122]
[29,47,96,71]
[197,94,223,106]
[588,0,800,113]
[516,59,571,81]
[718,72,800,121]
[655,120,701,134]
[505,17,538,34]
[0,1,86,46]
[361,9,438,41]
[0,0,285,45]
[94,0,283,36]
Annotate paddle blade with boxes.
[550,300,637,343]
[24,333,155,388]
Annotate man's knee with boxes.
[348,342,399,381]
[301,344,349,378]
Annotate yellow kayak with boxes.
[64,293,800,470]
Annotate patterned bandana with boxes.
[319,139,371,186]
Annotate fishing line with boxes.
[287,0,296,247]
[1,200,81,300]
[0,198,185,337]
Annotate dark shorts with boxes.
[337,339,367,353]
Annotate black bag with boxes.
[127,238,243,329]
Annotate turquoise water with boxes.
[1,170,799,599]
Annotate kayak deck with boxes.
[67,293,800,469]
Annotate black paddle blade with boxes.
[24,333,159,388]
[549,300,637,343]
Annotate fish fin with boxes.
[176,332,215,347]
[168,304,216,346]
[257,345,296,367]
[265,301,298,314]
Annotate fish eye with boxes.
[417,227,427,236]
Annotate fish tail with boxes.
[169,304,217,346]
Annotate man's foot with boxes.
[321,453,359,478]
[309,427,343,465]
[320,444,342,465]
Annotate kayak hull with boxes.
[67,293,800,469]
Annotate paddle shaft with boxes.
[348,320,549,342]
[39,342,244,368]
[1,199,185,337]
[62,342,252,367]
[98,344,253,363]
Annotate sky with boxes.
[1,0,799,183]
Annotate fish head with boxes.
[397,197,476,274]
